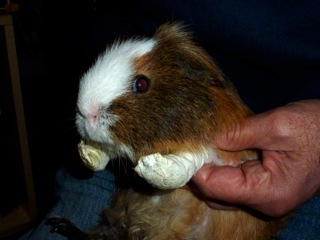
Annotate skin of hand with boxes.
[191,100,320,217]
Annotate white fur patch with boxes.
[76,38,156,145]
[78,38,156,117]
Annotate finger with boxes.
[192,158,301,217]
[191,163,253,204]
[186,180,241,210]
[214,112,274,151]
[204,199,241,210]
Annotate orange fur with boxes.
[86,23,287,239]
[99,188,284,240]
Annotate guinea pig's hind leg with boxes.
[46,217,88,240]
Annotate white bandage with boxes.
[134,152,209,190]
[78,140,110,171]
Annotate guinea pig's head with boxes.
[76,23,251,161]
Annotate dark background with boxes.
[2,1,141,235]
[1,0,104,234]
[1,0,319,238]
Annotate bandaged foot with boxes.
[134,152,204,190]
[78,140,110,171]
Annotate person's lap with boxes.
[274,195,320,240]
[20,167,320,240]
[19,167,115,240]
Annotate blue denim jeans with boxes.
[275,195,320,240]
[19,167,115,240]
[20,167,320,240]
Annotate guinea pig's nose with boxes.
[76,104,101,124]
[87,113,98,124]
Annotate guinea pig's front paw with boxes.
[78,140,110,171]
[134,153,198,190]
[46,217,87,240]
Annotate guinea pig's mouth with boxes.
[75,106,117,123]
[81,138,102,148]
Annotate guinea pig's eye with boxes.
[133,75,150,93]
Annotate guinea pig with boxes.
[47,23,286,240]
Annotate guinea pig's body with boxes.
[48,23,285,240]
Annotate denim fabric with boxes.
[19,167,115,240]
[274,195,320,240]
[20,167,320,240]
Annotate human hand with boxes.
[191,100,320,217]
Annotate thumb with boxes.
[214,113,270,151]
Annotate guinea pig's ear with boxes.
[154,22,190,41]
[185,63,230,88]
[155,22,231,88]
[207,68,233,88]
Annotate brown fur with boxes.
[84,23,286,239]
[94,188,284,240]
